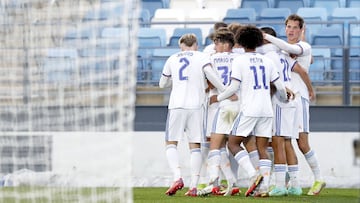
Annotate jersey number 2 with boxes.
[179,58,189,80]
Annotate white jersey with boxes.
[210,52,240,134]
[231,52,280,117]
[202,43,215,55]
[289,40,312,100]
[210,52,239,95]
[162,50,210,109]
[258,43,298,107]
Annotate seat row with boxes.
[139,0,360,20]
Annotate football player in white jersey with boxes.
[258,26,305,196]
[197,29,240,197]
[159,33,226,196]
[213,25,292,197]
[263,14,325,196]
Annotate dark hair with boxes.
[213,29,235,48]
[260,26,277,37]
[235,25,263,49]
[285,14,304,29]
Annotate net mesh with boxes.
[0,0,138,202]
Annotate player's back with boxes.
[232,52,279,117]
[210,52,239,86]
[260,44,295,90]
[165,50,209,109]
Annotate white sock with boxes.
[259,159,272,191]
[199,142,210,185]
[207,149,221,185]
[190,148,202,189]
[234,150,257,178]
[274,164,287,188]
[288,164,299,188]
[248,150,259,170]
[304,149,323,181]
[220,147,237,185]
[165,144,181,181]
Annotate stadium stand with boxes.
[240,0,273,14]
[139,9,151,27]
[168,27,203,47]
[222,8,258,24]
[296,7,328,32]
[141,0,168,20]
[41,48,78,83]
[202,0,237,16]
[150,48,180,82]
[310,48,332,82]
[346,0,360,7]
[169,0,200,9]
[273,0,309,13]
[258,8,291,33]
[185,8,221,45]
[311,0,344,15]
[150,8,186,44]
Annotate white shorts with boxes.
[165,108,205,143]
[231,113,273,138]
[212,101,239,135]
[205,102,219,138]
[294,95,310,136]
[272,103,297,138]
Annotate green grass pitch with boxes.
[133,187,360,203]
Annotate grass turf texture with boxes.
[134,187,360,203]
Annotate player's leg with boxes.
[229,116,262,197]
[285,138,303,195]
[165,109,185,196]
[269,136,288,196]
[185,108,206,196]
[253,117,273,197]
[296,97,325,195]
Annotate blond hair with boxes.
[178,33,198,47]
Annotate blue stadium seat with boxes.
[138,27,167,48]
[82,3,123,22]
[311,0,343,15]
[258,8,291,33]
[79,47,119,84]
[346,0,360,7]
[141,0,167,20]
[331,48,360,82]
[310,48,332,82]
[240,0,272,15]
[98,27,129,49]
[223,8,257,24]
[168,28,203,47]
[62,27,99,48]
[311,27,343,47]
[274,0,308,14]
[150,48,180,82]
[42,48,78,83]
[297,7,328,32]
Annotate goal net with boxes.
[0,0,138,202]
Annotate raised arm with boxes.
[264,33,303,55]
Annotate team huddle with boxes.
[159,14,326,198]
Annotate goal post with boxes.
[0,0,138,202]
